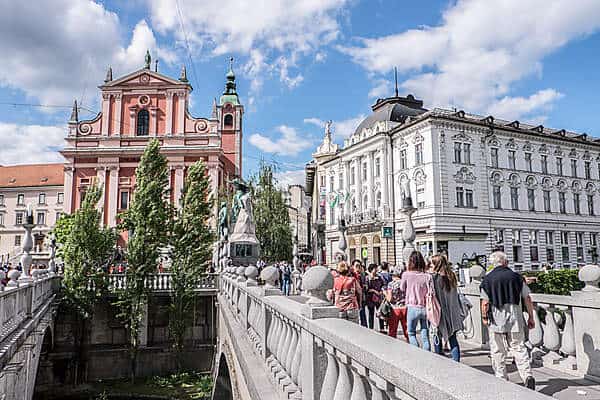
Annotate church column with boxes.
[107,166,119,227]
[101,93,110,136]
[150,106,158,137]
[174,165,185,207]
[176,91,186,135]
[207,157,220,201]
[95,166,106,218]
[114,93,122,136]
[64,166,74,214]
[165,91,174,135]
[128,106,137,136]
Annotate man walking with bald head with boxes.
[480,251,536,390]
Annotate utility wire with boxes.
[174,0,202,91]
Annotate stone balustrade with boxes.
[0,272,58,352]
[218,265,548,400]
[462,264,600,382]
[106,272,218,292]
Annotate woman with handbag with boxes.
[327,261,362,323]
[400,251,435,351]
[366,264,385,331]
[430,255,463,362]
[385,268,408,339]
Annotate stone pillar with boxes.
[173,165,185,207]
[63,166,74,214]
[101,93,110,136]
[165,91,174,135]
[150,106,158,137]
[95,166,106,217]
[464,265,488,347]
[128,106,136,136]
[571,265,600,380]
[107,166,119,227]
[367,151,374,210]
[114,94,122,136]
[381,144,389,214]
[19,213,35,282]
[354,158,362,212]
[176,91,186,134]
[207,157,220,200]
[344,161,351,216]
[138,301,149,347]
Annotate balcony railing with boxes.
[106,272,218,292]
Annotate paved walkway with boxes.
[458,340,600,399]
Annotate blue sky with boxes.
[2,0,600,187]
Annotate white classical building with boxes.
[308,95,600,271]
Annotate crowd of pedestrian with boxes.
[325,250,537,391]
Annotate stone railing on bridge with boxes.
[0,270,58,347]
[462,264,600,382]
[218,265,549,400]
[106,272,218,292]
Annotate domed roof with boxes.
[352,94,427,137]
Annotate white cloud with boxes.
[0,1,174,107]
[0,123,65,165]
[487,89,564,121]
[275,170,306,189]
[368,79,392,99]
[249,125,313,156]
[341,0,600,120]
[147,0,347,91]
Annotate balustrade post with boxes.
[301,266,338,319]
[570,264,600,381]
[558,306,577,371]
[463,264,487,347]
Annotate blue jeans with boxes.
[282,278,291,296]
[434,332,460,362]
[407,306,430,351]
[359,305,367,327]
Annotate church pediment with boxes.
[101,68,188,88]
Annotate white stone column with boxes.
[381,144,389,215]
[107,167,119,227]
[114,93,122,136]
[344,161,351,216]
[355,157,362,212]
[165,91,174,135]
[207,160,220,200]
[63,166,74,214]
[101,93,110,136]
[367,151,374,210]
[174,165,185,207]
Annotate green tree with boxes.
[115,139,171,382]
[252,162,292,262]
[56,183,117,383]
[169,160,214,370]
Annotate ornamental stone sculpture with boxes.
[19,204,35,282]
[579,264,600,292]
[301,265,339,319]
[245,265,259,286]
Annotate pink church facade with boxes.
[61,55,243,240]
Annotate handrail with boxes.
[218,267,550,400]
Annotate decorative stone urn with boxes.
[579,264,600,292]
[302,266,334,306]
[245,265,259,286]
[236,266,247,282]
[7,269,21,288]
[259,266,281,296]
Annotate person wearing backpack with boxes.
[327,261,362,323]
[281,262,292,296]
[379,262,392,289]
[400,251,434,351]
[366,264,385,331]
[430,255,464,362]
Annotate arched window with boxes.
[136,109,149,136]
[224,114,233,127]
